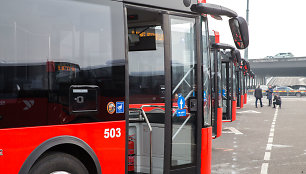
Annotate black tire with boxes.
[296,93,301,97]
[28,152,89,174]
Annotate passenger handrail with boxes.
[140,105,165,109]
[129,107,152,174]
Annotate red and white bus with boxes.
[0,0,248,173]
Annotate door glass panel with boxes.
[127,8,165,173]
[211,51,215,125]
[240,71,243,97]
[170,16,196,167]
[202,19,211,127]
[217,53,222,108]
[236,70,241,106]
[221,63,227,114]
[233,65,237,101]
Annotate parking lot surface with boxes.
[212,96,306,174]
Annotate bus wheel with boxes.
[296,93,301,97]
[29,152,89,174]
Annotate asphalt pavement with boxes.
[212,96,306,174]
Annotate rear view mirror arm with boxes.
[191,3,238,18]
[211,43,235,50]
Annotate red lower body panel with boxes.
[201,127,212,174]
[216,108,222,138]
[0,121,126,174]
[232,100,237,121]
[244,93,247,104]
[240,95,244,108]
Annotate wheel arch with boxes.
[19,135,102,174]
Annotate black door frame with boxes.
[164,12,203,174]
[221,59,232,121]
[124,4,203,174]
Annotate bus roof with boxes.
[121,0,197,13]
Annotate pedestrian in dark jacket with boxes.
[266,85,273,106]
[273,94,281,108]
[254,85,263,108]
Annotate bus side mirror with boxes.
[190,3,237,18]
[229,17,249,49]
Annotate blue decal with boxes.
[177,109,186,117]
[204,91,207,102]
[222,89,226,97]
[116,101,124,113]
[177,95,185,110]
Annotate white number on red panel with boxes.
[116,128,121,137]
[104,128,121,138]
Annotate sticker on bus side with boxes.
[116,101,124,113]
[177,109,186,117]
[177,95,185,110]
[107,102,115,114]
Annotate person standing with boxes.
[266,85,273,106]
[254,85,263,108]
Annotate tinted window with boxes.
[0,0,125,129]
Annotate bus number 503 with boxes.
[104,128,121,138]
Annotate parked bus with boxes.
[236,59,244,109]
[209,31,223,139]
[221,48,241,122]
[0,0,248,173]
[209,32,248,134]
[244,60,251,103]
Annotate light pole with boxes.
[244,0,249,60]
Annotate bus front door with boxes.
[127,7,202,174]
[165,14,200,173]
[221,60,232,121]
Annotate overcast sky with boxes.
[206,0,306,59]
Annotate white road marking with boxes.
[227,127,243,135]
[266,144,272,151]
[264,152,271,161]
[261,107,279,174]
[236,110,261,114]
[223,127,243,135]
[222,131,233,134]
[261,163,269,174]
[272,144,292,148]
[268,137,274,143]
